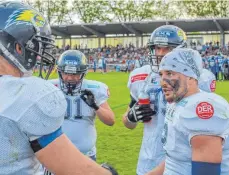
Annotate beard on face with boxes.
[162,77,188,103]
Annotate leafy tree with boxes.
[23,0,73,25]
[179,0,229,18]
[72,0,111,23]
[107,0,161,22]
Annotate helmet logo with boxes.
[5,8,45,29]
[65,60,78,65]
[154,31,171,44]
[177,29,187,40]
[82,55,87,64]
[156,31,171,37]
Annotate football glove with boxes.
[127,103,155,123]
[80,89,99,111]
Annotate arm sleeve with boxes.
[127,72,141,101]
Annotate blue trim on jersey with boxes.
[38,127,63,148]
[87,84,100,88]
[192,161,221,175]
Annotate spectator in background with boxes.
[93,58,97,72]
[65,44,70,50]
[102,56,107,73]
[98,57,103,74]
[215,52,224,81]
[208,55,218,80]
[223,57,229,80]
[134,56,141,69]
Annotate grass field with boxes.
[48,71,229,175]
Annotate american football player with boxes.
[122,25,217,175]
[0,1,117,175]
[149,48,229,175]
[49,49,115,160]
[122,25,187,175]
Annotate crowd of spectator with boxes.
[52,41,229,80]
[56,43,149,64]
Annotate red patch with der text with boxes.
[196,102,214,119]
[210,80,216,92]
[131,74,148,83]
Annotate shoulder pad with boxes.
[127,65,152,100]
[198,69,216,92]
[83,79,109,106]
[178,92,229,137]
[127,65,151,87]
[0,77,61,121]
[179,92,229,120]
[48,79,60,88]
[0,76,66,138]
[18,78,66,138]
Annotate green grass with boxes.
[47,71,229,175]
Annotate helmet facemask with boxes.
[58,64,88,96]
[148,44,174,72]
[26,30,56,80]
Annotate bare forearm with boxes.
[145,161,165,175]
[36,134,112,175]
[122,111,137,129]
[96,106,115,126]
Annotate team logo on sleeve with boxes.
[131,74,148,83]
[210,80,216,92]
[196,102,214,119]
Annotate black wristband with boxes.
[101,163,118,175]
[93,104,99,111]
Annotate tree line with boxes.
[22,0,229,25]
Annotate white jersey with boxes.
[127,65,217,175]
[0,76,66,175]
[98,59,103,68]
[50,79,109,156]
[163,92,229,175]
[198,69,216,92]
[127,65,166,175]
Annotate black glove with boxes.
[80,89,99,110]
[127,103,156,123]
[101,163,119,175]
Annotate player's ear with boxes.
[189,77,198,85]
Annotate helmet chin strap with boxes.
[66,82,75,96]
[149,54,162,73]
[65,81,82,96]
